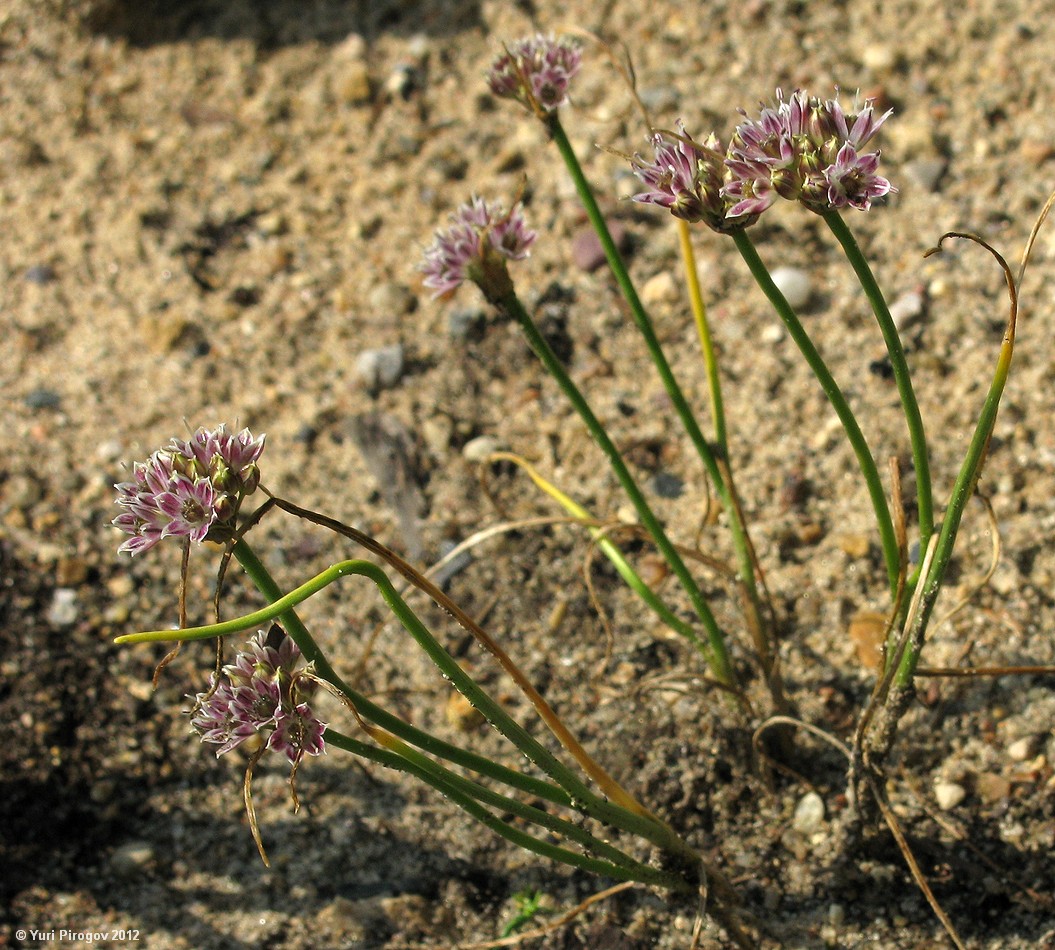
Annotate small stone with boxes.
[792,791,825,834]
[446,692,483,732]
[761,323,785,344]
[934,781,966,810]
[1019,139,1055,165]
[24,264,56,284]
[355,344,405,393]
[836,533,871,559]
[861,44,898,72]
[1008,735,1038,762]
[447,307,486,342]
[889,290,925,331]
[384,64,418,101]
[368,282,416,316]
[421,416,453,455]
[107,574,136,598]
[771,266,812,310]
[110,842,156,879]
[796,521,825,545]
[47,589,79,626]
[904,158,947,193]
[55,557,89,587]
[652,471,684,499]
[572,221,628,273]
[256,211,287,236]
[462,435,503,463]
[24,389,62,410]
[640,271,679,306]
[338,62,372,105]
[848,611,886,670]
[975,772,1012,804]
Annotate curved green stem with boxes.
[732,229,900,598]
[495,285,737,692]
[121,546,696,860]
[825,211,934,549]
[216,543,573,808]
[323,729,665,884]
[327,728,689,890]
[892,239,1018,687]
[548,117,774,691]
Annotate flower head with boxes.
[724,89,894,217]
[420,197,536,301]
[113,424,265,556]
[487,34,582,116]
[189,628,326,765]
[630,122,756,232]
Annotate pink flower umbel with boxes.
[631,122,755,232]
[725,89,894,217]
[420,197,536,302]
[189,628,326,766]
[487,34,582,117]
[113,424,265,555]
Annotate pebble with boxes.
[904,158,947,193]
[861,44,898,73]
[24,388,62,410]
[338,63,372,105]
[652,471,684,499]
[355,344,405,393]
[761,323,785,344]
[889,290,925,331]
[836,533,871,559]
[792,791,825,833]
[445,691,483,731]
[47,588,79,626]
[421,415,453,455]
[461,435,502,463]
[110,842,156,879]
[572,221,628,272]
[55,556,89,586]
[1008,735,1038,761]
[640,271,679,306]
[771,266,812,310]
[975,772,1012,804]
[384,64,418,101]
[934,781,966,810]
[368,282,416,316]
[24,263,56,284]
[447,307,486,342]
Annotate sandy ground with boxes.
[3,1,1055,947]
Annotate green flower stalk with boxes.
[420,196,739,692]
[731,229,902,598]
[824,210,934,564]
[486,37,782,706]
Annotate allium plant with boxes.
[114,420,751,942]
[112,33,1054,950]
